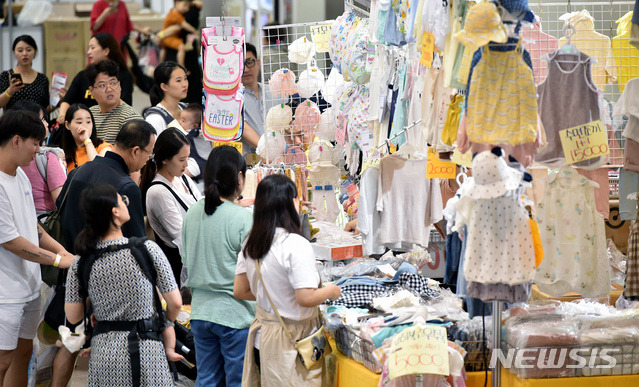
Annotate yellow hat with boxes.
[454,2,508,48]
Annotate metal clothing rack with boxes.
[376,119,423,152]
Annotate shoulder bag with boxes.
[255,258,332,370]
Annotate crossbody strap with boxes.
[255,259,296,347]
[149,181,189,211]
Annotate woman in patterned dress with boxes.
[64,184,182,386]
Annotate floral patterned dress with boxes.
[534,167,610,298]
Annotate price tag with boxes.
[559,120,609,164]
[427,149,456,179]
[451,148,472,169]
[420,32,435,67]
[389,325,449,380]
[214,141,243,154]
[310,24,332,53]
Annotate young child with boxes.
[158,0,198,68]
[178,103,202,130]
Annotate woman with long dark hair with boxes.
[61,103,113,173]
[57,32,134,124]
[64,183,182,386]
[0,35,52,113]
[144,61,189,134]
[139,128,201,285]
[233,174,340,386]
[181,145,255,386]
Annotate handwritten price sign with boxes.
[310,24,331,53]
[427,148,457,179]
[559,120,609,164]
[420,32,435,67]
[389,325,449,380]
[214,141,243,154]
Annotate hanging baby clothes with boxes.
[558,10,617,90]
[421,67,451,152]
[389,60,409,146]
[376,154,443,249]
[357,166,385,256]
[309,164,341,222]
[441,94,464,146]
[445,0,470,89]
[624,206,639,300]
[576,168,610,220]
[521,20,559,84]
[535,51,604,168]
[612,11,638,92]
[613,78,639,144]
[464,42,538,147]
[535,167,611,298]
[453,150,535,303]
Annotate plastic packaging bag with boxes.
[17,0,53,26]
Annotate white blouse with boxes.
[146,174,202,249]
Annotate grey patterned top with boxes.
[65,237,178,386]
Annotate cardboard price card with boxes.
[310,24,331,53]
[427,149,456,179]
[214,141,243,154]
[420,32,435,67]
[559,120,609,164]
[389,325,449,380]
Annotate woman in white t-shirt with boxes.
[144,62,189,135]
[140,128,201,286]
[234,174,341,386]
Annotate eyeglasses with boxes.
[93,80,120,91]
[121,195,130,206]
[140,147,154,160]
[244,58,257,68]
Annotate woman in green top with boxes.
[181,145,255,387]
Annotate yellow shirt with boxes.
[558,10,617,90]
[612,11,638,93]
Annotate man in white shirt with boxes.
[0,110,74,386]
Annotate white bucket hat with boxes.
[297,65,325,99]
[463,149,523,199]
[288,36,316,64]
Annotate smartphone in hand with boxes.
[10,73,23,85]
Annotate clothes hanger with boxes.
[456,166,469,186]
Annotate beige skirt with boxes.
[242,306,324,387]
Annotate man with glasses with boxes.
[87,59,142,144]
[52,119,156,384]
[240,43,285,156]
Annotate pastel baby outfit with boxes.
[268,68,298,98]
[535,51,603,169]
[534,167,611,298]
[465,42,538,146]
[453,151,535,287]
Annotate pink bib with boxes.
[202,27,245,94]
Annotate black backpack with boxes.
[77,237,196,380]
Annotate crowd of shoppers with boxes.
[0,6,341,383]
